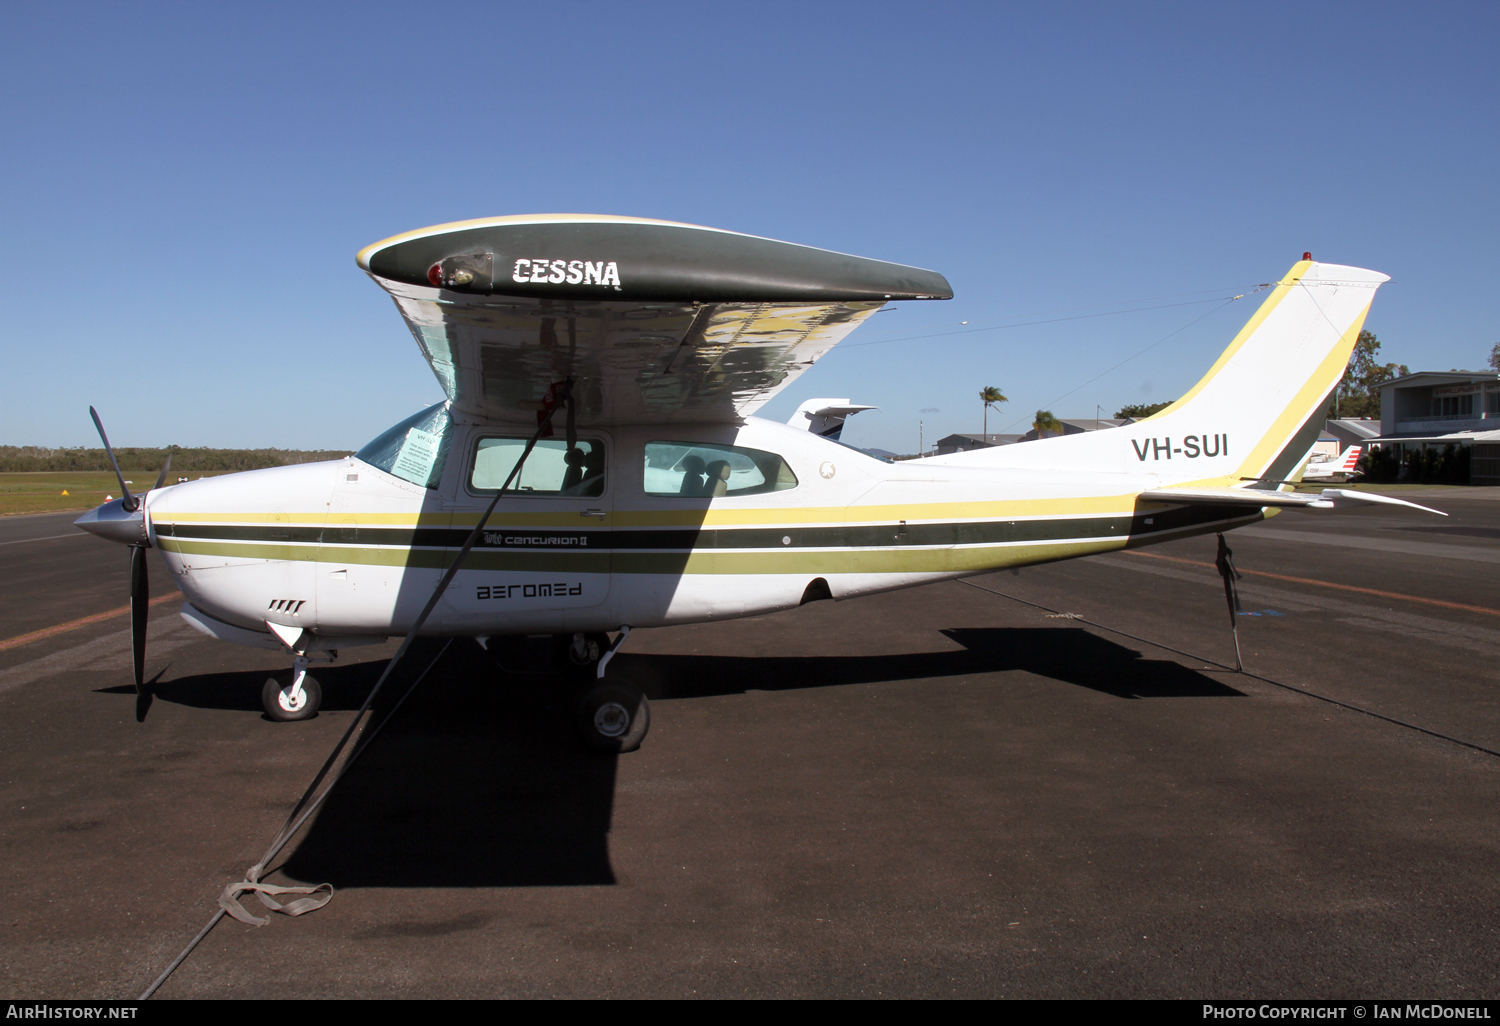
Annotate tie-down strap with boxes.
[219,879,334,927]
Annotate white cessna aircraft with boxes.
[1301,444,1363,481]
[77,216,1441,750]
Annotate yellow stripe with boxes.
[162,535,1132,575]
[841,494,1141,524]
[157,493,1152,532]
[158,539,325,563]
[664,540,1134,575]
[161,511,440,525]
[1137,260,1311,423]
[1234,297,1372,480]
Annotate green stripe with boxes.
[155,504,1254,576]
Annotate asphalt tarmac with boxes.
[3,492,1499,999]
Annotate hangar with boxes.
[932,417,1131,455]
[1368,370,1500,486]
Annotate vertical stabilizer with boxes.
[930,259,1390,488]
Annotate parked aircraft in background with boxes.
[1301,445,1363,481]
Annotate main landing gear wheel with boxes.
[262,670,322,722]
[576,681,650,753]
[552,632,611,680]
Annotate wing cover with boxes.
[358,215,952,426]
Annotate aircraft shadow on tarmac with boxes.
[111,629,1237,890]
[620,627,1243,703]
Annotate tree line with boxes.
[0,446,352,473]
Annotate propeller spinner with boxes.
[74,408,172,695]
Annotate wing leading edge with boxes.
[358,215,952,426]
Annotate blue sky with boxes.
[2,1,1495,454]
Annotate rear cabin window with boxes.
[644,441,798,497]
[470,438,605,497]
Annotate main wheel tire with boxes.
[551,632,611,680]
[262,672,322,722]
[576,682,650,753]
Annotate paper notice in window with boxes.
[392,426,441,486]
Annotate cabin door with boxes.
[440,428,613,629]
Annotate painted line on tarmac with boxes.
[0,509,97,520]
[961,577,1500,760]
[0,594,181,652]
[1124,550,1500,618]
[0,532,88,547]
[0,618,197,694]
[1092,555,1500,655]
[1236,525,1500,564]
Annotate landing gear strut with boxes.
[551,632,612,680]
[556,628,647,751]
[262,654,323,721]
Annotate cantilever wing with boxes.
[357,215,952,426]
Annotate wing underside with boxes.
[379,278,884,425]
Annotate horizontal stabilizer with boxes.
[787,398,878,440]
[1139,487,1446,516]
[1318,487,1447,516]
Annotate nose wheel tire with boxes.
[262,671,322,722]
[552,632,611,680]
[576,682,649,753]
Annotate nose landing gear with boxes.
[262,654,323,722]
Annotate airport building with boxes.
[1369,371,1500,486]
[932,433,1022,454]
[932,418,1132,456]
[1324,417,1382,450]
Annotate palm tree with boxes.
[1032,409,1062,440]
[979,386,1008,438]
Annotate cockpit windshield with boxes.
[355,403,453,488]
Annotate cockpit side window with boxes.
[644,441,798,497]
[355,404,453,489]
[469,437,605,497]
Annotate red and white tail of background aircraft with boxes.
[1301,445,1363,481]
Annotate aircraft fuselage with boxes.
[144,415,1260,649]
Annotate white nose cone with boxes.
[75,498,146,546]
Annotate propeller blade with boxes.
[130,544,148,693]
[89,406,137,512]
[152,450,173,492]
